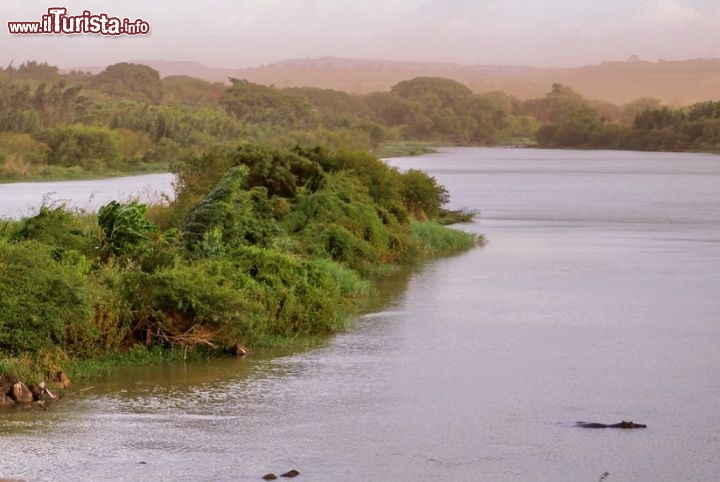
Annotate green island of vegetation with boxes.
[0,142,480,388]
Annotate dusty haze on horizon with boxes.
[1,0,719,69]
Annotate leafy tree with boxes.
[92,63,164,104]
[392,77,475,111]
[285,86,372,118]
[536,108,602,147]
[162,75,224,106]
[181,166,279,253]
[634,106,686,130]
[399,169,449,218]
[98,201,159,258]
[1,61,60,81]
[37,124,121,170]
[221,78,316,128]
[0,79,40,132]
[621,98,661,124]
[523,83,593,123]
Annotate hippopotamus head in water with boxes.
[616,421,646,429]
[576,420,647,429]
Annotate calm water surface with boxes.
[0,173,175,219]
[2,148,720,481]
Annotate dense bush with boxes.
[115,246,369,350]
[0,240,96,357]
[118,261,245,350]
[399,169,449,218]
[91,62,164,104]
[11,205,95,256]
[208,247,358,340]
[98,201,159,258]
[37,124,122,171]
[282,173,399,270]
[181,166,279,253]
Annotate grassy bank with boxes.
[0,162,169,184]
[374,141,440,159]
[411,220,483,256]
[0,144,480,384]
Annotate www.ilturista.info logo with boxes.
[8,7,150,35]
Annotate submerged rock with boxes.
[0,374,16,396]
[0,372,72,409]
[229,344,249,357]
[10,382,34,404]
[56,371,71,389]
[30,382,56,401]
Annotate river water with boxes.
[0,173,176,220]
[2,148,720,481]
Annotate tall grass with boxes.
[410,220,481,256]
[375,141,439,158]
[310,258,374,297]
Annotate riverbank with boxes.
[0,144,480,386]
[0,151,169,184]
[374,141,440,158]
[0,141,437,185]
[0,220,478,389]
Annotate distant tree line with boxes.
[531,83,720,151]
[1,61,719,180]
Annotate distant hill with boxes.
[71,57,720,106]
[68,60,237,81]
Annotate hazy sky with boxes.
[2,0,719,68]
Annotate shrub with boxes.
[11,204,95,256]
[37,124,121,171]
[181,165,279,253]
[116,246,359,351]
[209,246,354,340]
[399,169,449,218]
[98,201,159,258]
[281,172,407,270]
[118,261,244,351]
[0,240,96,357]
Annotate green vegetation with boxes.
[0,61,537,182]
[3,61,718,184]
[374,141,438,158]
[0,144,479,381]
[8,58,717,382]
[528,83,720,152]
[410,221,482,256]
